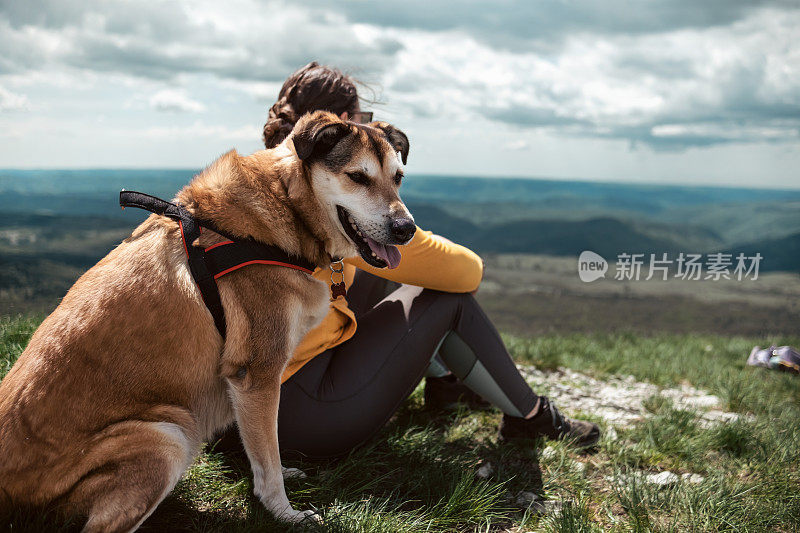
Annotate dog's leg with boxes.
[63,421,196,533]
[228,372,318,525]
[216,269,328,524]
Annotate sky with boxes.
[0,0,798,188]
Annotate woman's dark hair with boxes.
[262,61,359,148]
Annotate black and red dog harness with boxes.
[120,190,318,339]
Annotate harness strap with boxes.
[120,190,315,339]
[204,240,314,278]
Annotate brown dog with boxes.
[0,111,414,531]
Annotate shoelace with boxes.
[544,397,568,435]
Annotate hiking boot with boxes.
[424,375,491,411]
[498,396,600,449]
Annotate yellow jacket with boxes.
[282,227,483,382]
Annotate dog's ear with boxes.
[292,114,352,162]
[371,122,410,165]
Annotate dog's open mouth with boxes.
[336,205,401,269]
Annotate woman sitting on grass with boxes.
[222,62,600,459]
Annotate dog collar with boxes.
[120,190,316,339]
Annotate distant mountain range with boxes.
[0,169,797,274]
[407,202,799,273]
[3,169,798,209]
[722,232,800,273]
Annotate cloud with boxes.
[0,85,29,111]
[0,0,403,83]
[486,107,588,128]
[149,89,205,113]
[647,122,800,147]
[0,0,798,155]
[374,6,800,149]
[310,0,799,51]
[506,139,530,151]
[141,121,260,141]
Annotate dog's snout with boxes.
[390,217,416,243]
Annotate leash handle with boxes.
[120,190,241,243]
[120,190,182,218]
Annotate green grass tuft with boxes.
[1,314,799,531]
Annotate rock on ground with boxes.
[605,470,706,486]
[510,491,565,515]
[518,366,748,429]
[476,461,494,479]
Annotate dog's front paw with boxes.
[278,508,322,525]
[281,466,308,479]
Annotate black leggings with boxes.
[277,271,539,459]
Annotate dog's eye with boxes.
[346,171,370,185]
[394,171,403,186]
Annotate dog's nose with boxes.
[390,218,416,243]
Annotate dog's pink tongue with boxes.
[365,237,401,269]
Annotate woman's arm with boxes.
[345,226,483,293]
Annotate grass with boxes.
[1,314,799,532]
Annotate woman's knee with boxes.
[420,289,477,318]
[422,289,474,304]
